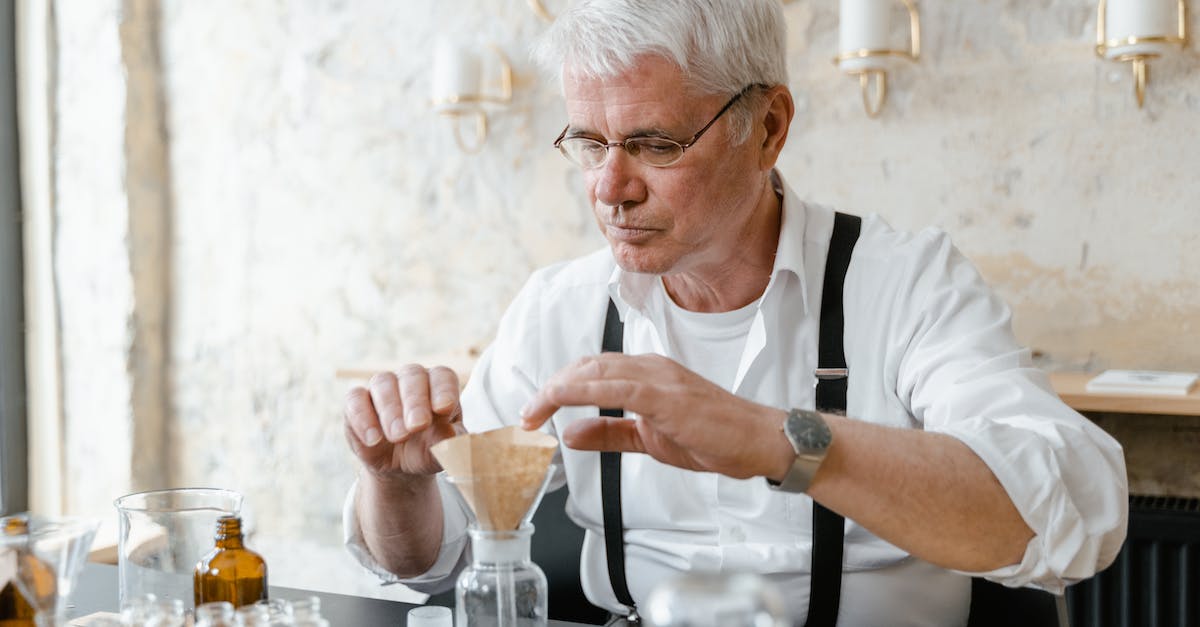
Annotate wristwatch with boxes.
[767,408,832,493]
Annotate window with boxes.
[0,0,28,515]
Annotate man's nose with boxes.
[592,146,645,209]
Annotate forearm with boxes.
[355,470,446,578]
[768,412,1034,572]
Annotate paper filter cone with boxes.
[431,426,557,531]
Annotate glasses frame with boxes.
[553,83,767,169]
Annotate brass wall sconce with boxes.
[834,0,921,118]
[431,39,513,153]
[1096,0,1188,107]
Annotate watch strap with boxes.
[772,408,829,493]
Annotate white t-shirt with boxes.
[344,173,1127,626]
[661,282,758,391]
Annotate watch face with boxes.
[789,410,832,451]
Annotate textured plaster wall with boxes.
[55,0,136,518]
[48,0,1199,595]
[780,1,1200,371]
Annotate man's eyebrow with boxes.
[562,125,676,140]
[562,125,602,139]
[626,127,674,139]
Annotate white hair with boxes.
[532,0,788,143]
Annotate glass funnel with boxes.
[444,468,555,627]
[0,513,100,627]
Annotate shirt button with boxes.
[729,526,747,542]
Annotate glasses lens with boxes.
[558,137,608,168]
[626,138,684,167]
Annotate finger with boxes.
[427,366,462,419]
[520,355,618,429]
[521,353,683,430]
[567,352,681,383]
[344,385,384,447]
[561,417,646,453]
[522,379,643,430]
[396,364,434,433]
[368,371,407,441]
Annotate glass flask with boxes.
[456,524,548,627]
[193,516,268,609]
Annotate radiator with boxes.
[1066,495,1200,627]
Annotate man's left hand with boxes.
[521,353,792,480]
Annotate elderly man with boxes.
[342,1,1127,625]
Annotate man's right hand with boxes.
[343,364,464,478]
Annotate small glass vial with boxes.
[456,524,547,627]
[194,516,269,609]
[194,601,238,627]
[150,598,187,627]
[253,597,293,625]
[236,602,272,626]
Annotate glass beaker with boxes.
[114,488,242,613]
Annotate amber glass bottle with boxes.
[193,516,268,609]
[0,516,39,627]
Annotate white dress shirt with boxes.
[345,173,1127,626]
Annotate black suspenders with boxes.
[599,299,636,617]
[598,212,862,626]
[806,211,861,627]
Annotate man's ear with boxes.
[757,85,795,171]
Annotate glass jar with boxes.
[456,524,547,627]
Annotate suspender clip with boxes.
[814,368,849,380]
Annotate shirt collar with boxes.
[607,169,810,316]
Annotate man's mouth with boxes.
[605,223,659,243]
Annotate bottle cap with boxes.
[407,605,452,627]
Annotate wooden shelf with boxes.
[1049,372,1200,416]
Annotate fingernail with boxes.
[519,402,532,418]
[364,427,382,447]
[434,394,453,409]
[390,419,404,440]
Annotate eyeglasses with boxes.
[553,84,766,169]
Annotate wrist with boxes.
[768,408,835,493]
[764,408,795,482]
[359,465,435,494]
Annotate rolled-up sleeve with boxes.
[342,473,473,594]
[889,230,1128,592]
